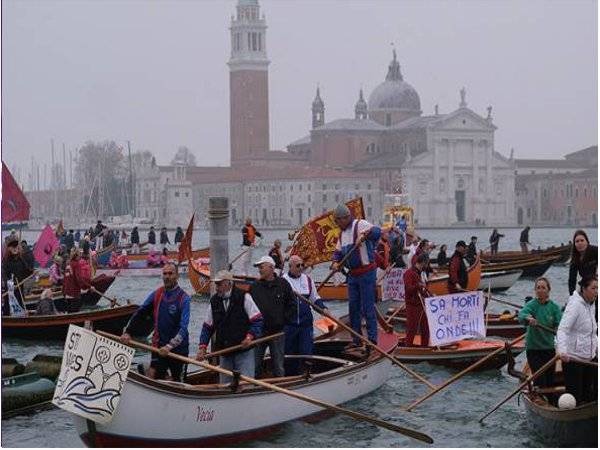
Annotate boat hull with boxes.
[523,394,597,447]
[97,266,189,278]
[477,270,522,292]
[189,257,481,300]
[393,335,525,370]
[481,244,570,264]
[24,275,116,311]
[73,333,396,447]
[2,304,137,339]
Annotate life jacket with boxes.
[209,287,250,351]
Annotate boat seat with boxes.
[533,386,566,395]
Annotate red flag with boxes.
[34,224,60,268]
[178,214,195,263]
[1,162,30,223]
[289,197,365,267]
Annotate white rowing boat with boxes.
[73,330,397,447]
[477,269,522,292]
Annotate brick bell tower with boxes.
[228,0,270,167]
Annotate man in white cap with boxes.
[282,255,328,375]
[331,203,382,350]
[249,255,295,377]
[196,270,263,383]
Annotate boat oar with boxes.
[97,331,434,444]
[317,235,366,292]
[295,292,436,390]
[404,333,527,411]
[384,304,406,326]
[200,332,284,360]
[89,286,123,307]
[227,248,251,270]
[564,356,599,367]
[478,354,559,423]
[1,270,38,298]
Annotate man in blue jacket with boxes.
[121,262,191,381]
[282,255,329,375]
[332,204,381,351]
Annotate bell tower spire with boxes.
[311,86,325,129]
[229,0,270,166]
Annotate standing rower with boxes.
[448,240,468,293]
[403,253,430,347]
[241,218,262,276]
[332,203,381,351]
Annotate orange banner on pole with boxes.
[289,198,365,267]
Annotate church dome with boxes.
[368,50,421,113]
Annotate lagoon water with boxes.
[1,227,596,447]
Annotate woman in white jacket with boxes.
[556,276,598,404]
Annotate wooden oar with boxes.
[201,332,284,360]
[565,355,599,367]
[89,286,123,307]
[404,333,527,411]
[317,235,366,292]
[478,354,559,423]
[377,262,397,285]
[384,304,406,326]
[228,248,251,270]
[295,292,436,390]
[1,270,38,298]
[97,331,434,444]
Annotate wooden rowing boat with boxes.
[188,257,481,300]
[386,308,525,339]
[125,247,208,262]
[481,244,570,264]
[96,265,189,278]
[391,334,525,370]
[477,269,522,292]
[481,256,557,278]
[72,329,398,447]
[1,304,137,339]
[520,362,597,447]
[23,275,116,311]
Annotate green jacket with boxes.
[517,298,562,350]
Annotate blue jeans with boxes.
[219,349,255,384]
[348,269,378,345]
[255,334,285,378]
[284,324,314,375]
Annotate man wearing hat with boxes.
[250,255,295,377]
[448,241,469,293]
[1,236,32,316]
[331,203,381,350]
[282,255,329,375]
[196,270,263,383]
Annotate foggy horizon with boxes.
[2,0,597,175]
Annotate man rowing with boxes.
[448,240,469,294]
[241,217,262,276]
[332,203,381,352]
[121,263,191,381]
[196,270,263,383]
[403,253,430,347]
[282,255,328,375]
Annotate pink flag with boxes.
[34,224,60,268]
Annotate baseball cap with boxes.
[253,255,276,267]
[211,270,234,282]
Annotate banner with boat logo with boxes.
[52,325,134,424]
[423,291,485,346]
[289,197,365,267]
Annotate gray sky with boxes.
[2,0,597,179]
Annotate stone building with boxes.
[515,146,598,226]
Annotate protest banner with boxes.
[53,325,134,424]
[382,268,405,301]
[423,290,485,346]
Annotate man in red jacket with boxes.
[63,248,90,312]
[403,253,430,347]
[448,241,468,294]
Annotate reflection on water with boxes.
[1,227,596,447]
